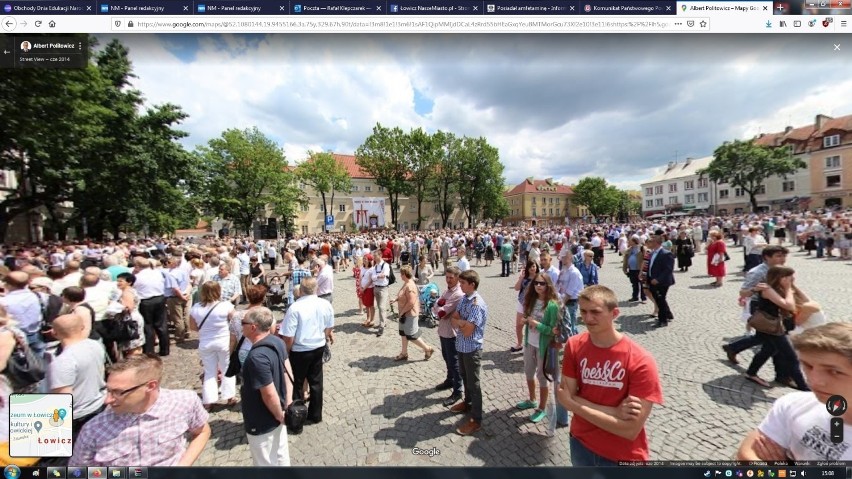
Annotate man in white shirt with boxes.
[133,256,169,356]
[371,255,391,337]
[737,323,852,461]
[279,277,334,425]
[456,247,470,272]
[237,246,251,303]
[312,258,334,304]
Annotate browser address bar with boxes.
[110,16,711,32]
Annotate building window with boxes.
[301,204,309,212]
[719,189,729,199]
[556,198,560,205]
[549,208,553,216]
[825,156,841,170]
[668,196,678,205]
[532,197,536,205]
[684,180,694,190]
[756,185,766,195]
[697,192,709,202]
[669,183,678,193]
[365,186,372,192]
[532,208,537,217]
[684,194,695,204]
[646,200,654,208]
[378,186,384,192]
[735,188,745,197]
[339,204,345,212]
[824,134,840,148]
[782,181,795,192]
[549,197,554,204]
[655,185,663,195]
[826,175,841,188]
[697,178,708,188]
[352,185,359,192]
[654,198,664,206]
[645,187,653,196]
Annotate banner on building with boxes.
[351,197,386,228]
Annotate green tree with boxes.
[355,124,412,227]
[698,139,806,213]
[429,131,461,228]
[571,177,620,219]
[296,151,352,230]
[0,34,106,242]
[405,128,441,230]
[456,137,505,228]
[197,127,302,235]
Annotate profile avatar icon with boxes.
[19,41,31,53]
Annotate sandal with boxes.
[745,375,771,388]
[425,348,434,360]
[393,354,409,361]
[226,398,239,406]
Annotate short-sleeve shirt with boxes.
[70,389,209,467]
[47,339,106,416]
[241,334,288,436]
[562,333,664,462]
[759,391,852,460]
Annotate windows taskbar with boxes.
[1,465,850,479]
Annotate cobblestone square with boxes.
[161,245,849,465]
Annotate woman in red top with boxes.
[706,230,727,287]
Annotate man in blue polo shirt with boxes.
[449,269,488,436]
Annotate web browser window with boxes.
[0,0,850,476]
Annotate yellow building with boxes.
[503,177,587,227]
[293,154,468,234]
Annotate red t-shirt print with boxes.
[562,333,664,462]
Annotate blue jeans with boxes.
[570,435,619,466]
[440,336,462,395]
[563,301,579,337]
[816,238,825,258]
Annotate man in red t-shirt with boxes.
[557,285,663,465]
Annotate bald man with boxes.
[49,314,107,440]
[0,271,48,357]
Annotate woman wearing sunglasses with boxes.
[515,274,561,424]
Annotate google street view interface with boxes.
[2,0,852,473]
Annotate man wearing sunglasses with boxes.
[70,354,211,467]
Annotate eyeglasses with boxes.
[105,382,149,398]
[533,281,547,286]
[241,321,254,326]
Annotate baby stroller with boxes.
[418,282,440,328]
[265,274,288,312]
[399,251,411,267]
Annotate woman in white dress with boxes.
[191,281,237,410]
[115,272,146,357]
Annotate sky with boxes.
[102,33,852,191]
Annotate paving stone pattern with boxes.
[161,243,849,466]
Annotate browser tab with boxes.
[99,1,193,14]
[195,1,289,14]
[291,0,386,14]
[6,1,94,15]
[579,0,677,15]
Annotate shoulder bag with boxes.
[224,335,246,378]
[747,308,785,336]
[251,343,308,434]
[3,330,45,391]
[196,302,223,330]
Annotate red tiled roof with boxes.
[331,153,370,178]
[818,115,852,135]
[785,125,816,141]
[505,178,573,196]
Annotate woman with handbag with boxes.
[744,266,808,390]
[114,272,146,357]
[674,230,694,272]
[706,231,727,287]
[191,281,237,410]
[390,266,434,361]
[515,274,560,424]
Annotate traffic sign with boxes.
[325,215,334,226]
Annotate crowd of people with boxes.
[0,207,849,466]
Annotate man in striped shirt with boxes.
[449,269,488,436]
